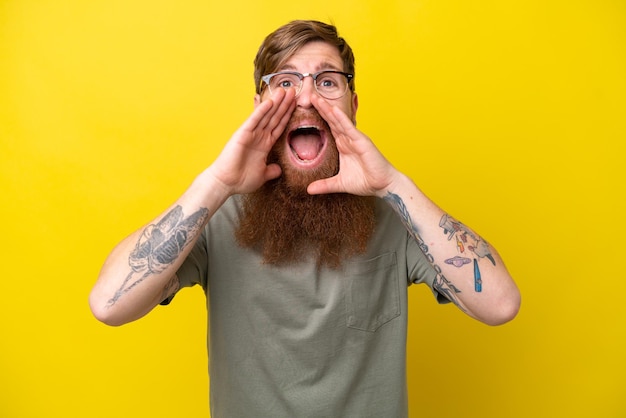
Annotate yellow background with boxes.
[1,0,624,417]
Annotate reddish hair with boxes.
[253,20,356,94]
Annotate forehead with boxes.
[278,41,344,72]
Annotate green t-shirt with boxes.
[175,195,439,418]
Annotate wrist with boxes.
[374,170,411,199]
[187,167,232,209]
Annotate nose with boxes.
[296,75,317,108]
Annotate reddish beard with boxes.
[235,109,376,269]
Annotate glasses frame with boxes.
[260,70,354,100]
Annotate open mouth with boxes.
[288,125,327,166]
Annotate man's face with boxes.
[237,41,373,269]
[255,41,358,187]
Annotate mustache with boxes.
[284,107,331,133]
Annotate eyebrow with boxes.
[278,61,343,73]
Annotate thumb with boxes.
[307,176,341,195]
[263,163,282,183]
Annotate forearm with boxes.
[89,169,229,326]
[381,173,520,325]
[90,90,295,325]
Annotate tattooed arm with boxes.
[89,88,296,326]
[381,182,520,325]
[308,95,520,326]
[90,200,211,326]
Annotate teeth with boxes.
[292,126,320,136]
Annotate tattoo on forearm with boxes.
[473,259,482,292]
[439,213,495,292]
[106,206,209,307]
[384,192,464,310]
[385,191,497,298]
[439,214,496,266]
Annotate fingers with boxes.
[250,88,296,133]
[311,95,354,136]
[272,89,297,137]
[244,96,275,132]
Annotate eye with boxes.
[318,77,337,88]
[272,73,299,89]
[316,72,343,91]
[278,79,295,88]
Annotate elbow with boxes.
[89,291,126,327]
[483,291,522,326]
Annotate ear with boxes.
[351,93,359,124]
[254,94,261,108]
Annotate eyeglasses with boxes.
[261,70,354,100]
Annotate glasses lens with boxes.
[269,73,301,94]
[315,71,349,99]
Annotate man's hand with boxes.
[307,94,397,197]
[208,88,296,195]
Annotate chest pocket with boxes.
[344,252,400,332]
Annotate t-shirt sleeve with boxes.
[406,233,451,304]
[159,227,209,305]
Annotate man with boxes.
[90,20,520,417]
